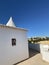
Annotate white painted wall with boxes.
[0,27,29,65]
[40,44,49,62]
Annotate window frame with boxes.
[12,38,16,46]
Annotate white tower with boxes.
[6,17,16,27]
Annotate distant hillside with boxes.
[28,37,49,43]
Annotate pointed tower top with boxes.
[6,17,16,27]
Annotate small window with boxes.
[12,38,16,46]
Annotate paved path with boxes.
[17,54,49,65]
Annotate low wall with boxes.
[40,44,49,62]
[29,43,40,52]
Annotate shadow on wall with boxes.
[28,43,40,52]
[29,48,39,58]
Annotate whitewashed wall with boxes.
[40,44,49,62]
[0,27,29,65]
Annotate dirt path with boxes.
[17,54,49,65]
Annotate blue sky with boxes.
[0,0,49,37]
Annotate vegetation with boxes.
[28,37,49,43]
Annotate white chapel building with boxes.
[0,17,29,65]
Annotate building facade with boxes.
[0,17,29,65]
